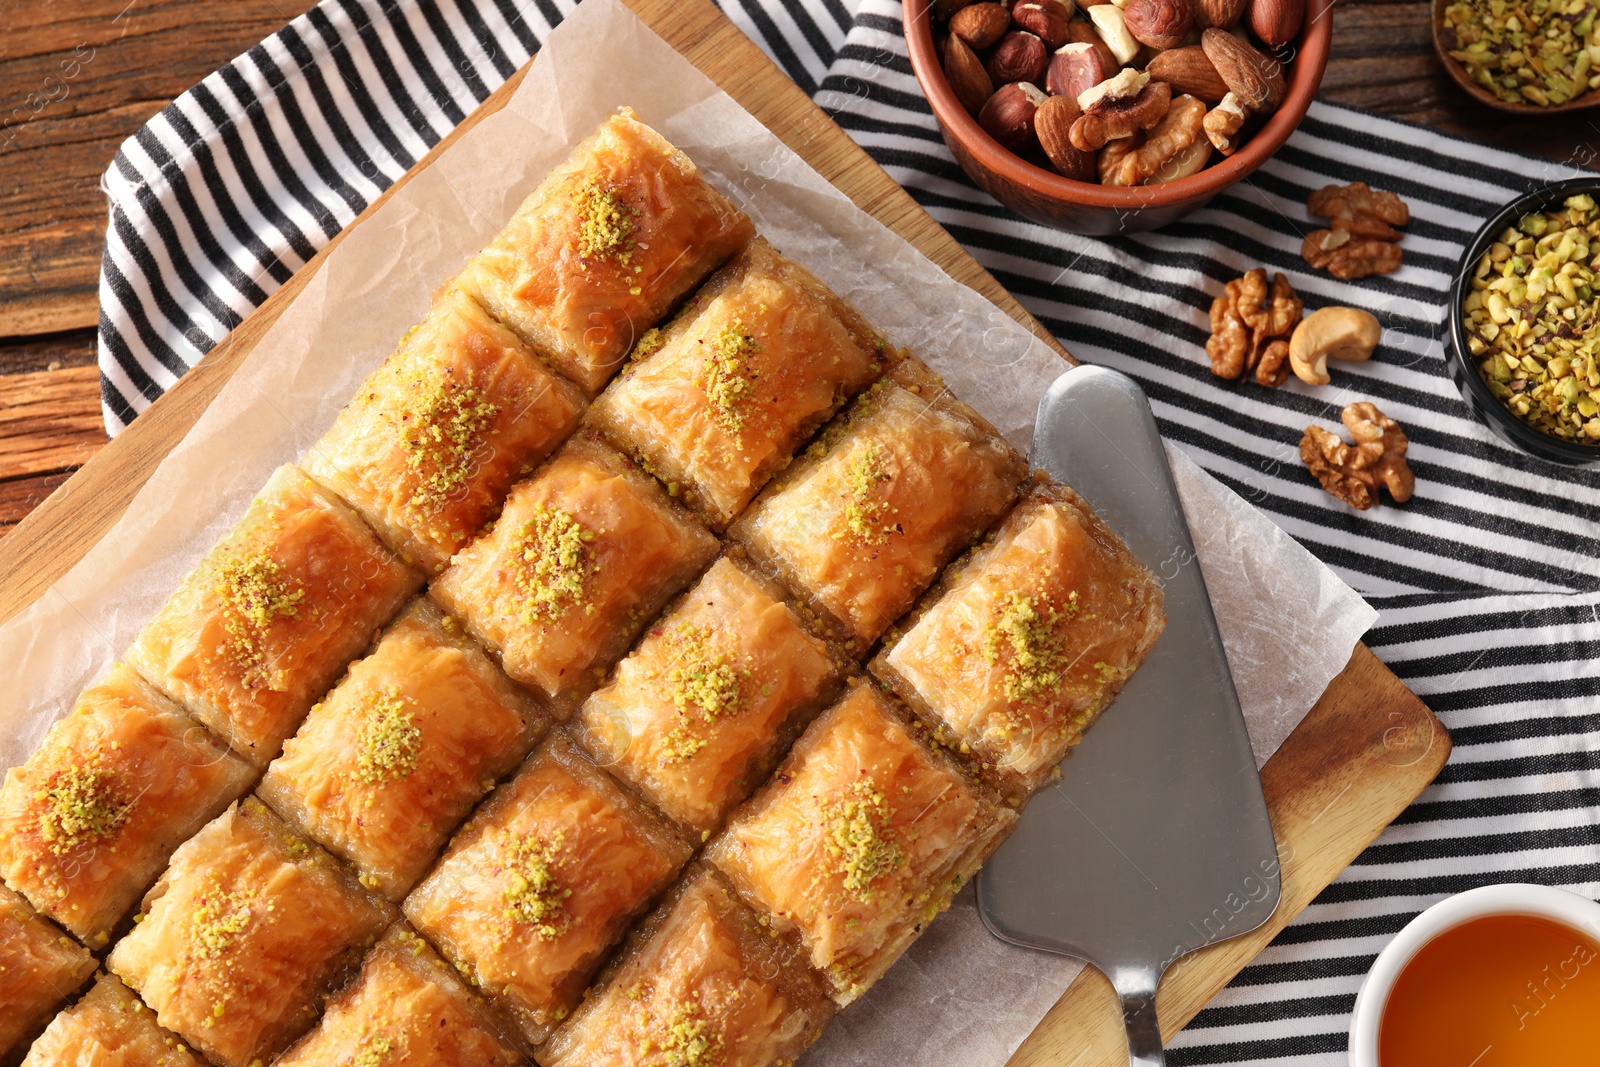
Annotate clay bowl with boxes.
[1431,0,1600,114]
[903,0,1332,235]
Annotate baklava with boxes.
[729,359,1027,653]
[107,798,395,1067]
[573,556,843,836]
[431,435,718,718]
[541,864,834,1067]
[0,663,255,947]
[304,285,587,573]
[124,465,423,765]
[587,237,888,528]
[706,682,1016,1005]
[20,972,201,1067]
[0,883,95,1064]
[258,599,548,901]
[274,925,525,1067]
[404,735,692,1045]
[457,109,754,394]
[873,479,1167,797]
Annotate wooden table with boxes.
[0,0,1588,533]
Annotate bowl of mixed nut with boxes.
[1449,179,1600,465]
[903,0,1332,233]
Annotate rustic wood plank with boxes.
[0,0,321,336]
[0,365,105,479]
[0,468,74,539]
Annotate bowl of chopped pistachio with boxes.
[1449,179,1600,464]
[1434,0,1600,112]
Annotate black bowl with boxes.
[1444,177,1600,467]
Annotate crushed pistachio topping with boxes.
[501,831,571,940]
[354,687,422,785]
[821,779,905,901]
[397,372,500,517]
[354,1032,401,1067]
[983,591,1072,704]
[1466,193,1600,443]
[695,319,760,434]
[1440,0,1599,107]
[189,881,255,960]
[639,999,722,1067]
[36,763,130,855]
[634,327,666,361]
[512,505,594,623]
[838,441,896,543]
[660,624,746,763]
[215,552,305,688]
[575,181,636,264]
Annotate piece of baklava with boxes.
[404,735,692,1046]
[124,465,423,765]
[0,883,95,1064]
[573,556,843,836]
[728,359,1026,653]
[431,435,718,718]
[873,479,1166,798]
[304,285,587,573]
[21,972,201,1067]
[586,237,888,528]
[0,663,255,947]
[107,798,395,1067]
[456,109,754,395]
[274,925,525,1067]
[258,599,547,901]
[541,864,834,1067]
[705,682,1016,1005]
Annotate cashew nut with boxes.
[1288,306,1381,386]
[1088,4,1141,64]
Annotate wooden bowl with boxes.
[903,0,1332,235]
[1431,0,1600,114]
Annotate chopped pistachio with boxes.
[501,831,571,940]
[575,181,636,264]
[695,318,760,434]
[354,687,422,785]
[354,1033,399,1067]
[215,552,305,688]
[189,880,255,960]
[1442,0,1600,107]
[820,779,905,901]
[397,370,500,519]
[660,624,747,763]
[983,589,1073,703]
[512,505,594,623]
[36,763,131,855]
[838,441,896,543]
[641,1000,722,1067]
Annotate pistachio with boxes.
[1441,0,1600,107]
[1464,193,1600,443]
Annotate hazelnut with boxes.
[950,2,1011,48]
[1012,0,1074,48]
[1046,41,1114,101]
[987,30,1050,85]
[1065,20,1120,74]
[978,82,1048,152]
[1122,0,1193,50]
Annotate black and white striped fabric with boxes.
[96,1,1600,1062]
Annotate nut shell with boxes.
[1145,46,1230,102]
[1122,0,1193,50]
[945,33,997,114]
[1200,27,1285,112]
[988,31,1051,84]
[950,2,1011,48]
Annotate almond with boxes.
[1200,27,1285,112]
[1034,94,1096,180]
[1247,0,1304,47]
[949,2,1011,48]
[1145,45,1230,102]
[987,30,1050,84]
[1191,0,1247,28]
[944,34,996,115]
[1122,0,1192,50]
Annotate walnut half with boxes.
[1204,268,1303,387]
[1299,401,1415,510]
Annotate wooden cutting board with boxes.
[0,0,1450,1060]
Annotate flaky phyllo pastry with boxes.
[2,108,1164,1066]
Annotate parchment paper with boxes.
[0,0,1376,1060]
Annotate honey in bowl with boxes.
[1379,913,1600,1065]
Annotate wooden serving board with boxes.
[0,0,1450,1060]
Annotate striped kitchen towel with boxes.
[96,0,1600,1063]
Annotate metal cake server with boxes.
[978,365,1281,1067]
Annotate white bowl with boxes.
[1348,883,1600,1067]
